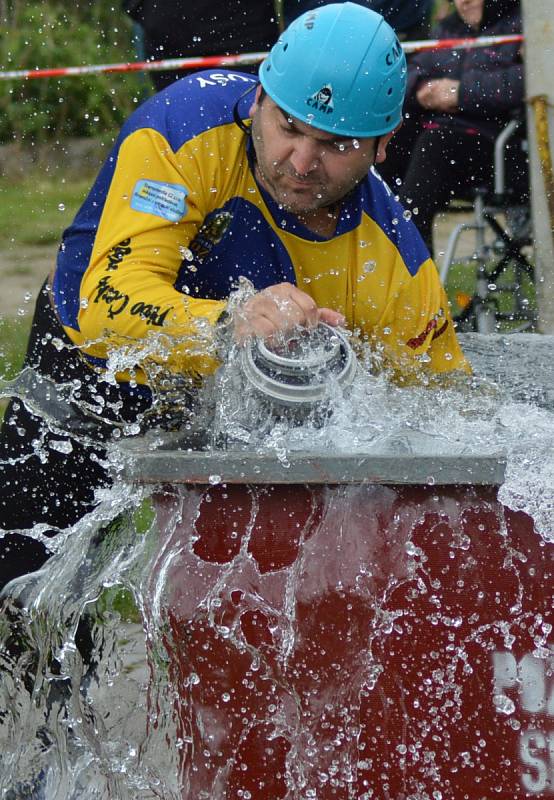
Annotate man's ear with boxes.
[375,121,402,164]
[248,84,264,119]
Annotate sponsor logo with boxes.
[195,72,256,89]
[131,179,188,222]
[187,211,233,263]
[129,300,173,327]
[493,650,554,794]
[106,238,131,272]
[93,275,129,319]
[306,83,334,115]
[406,309,448,349]
[92,275,172,327]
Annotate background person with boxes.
[0,2,469,591]
[122,0,280,91]
[376,0,526,254]
[283,0,435,40]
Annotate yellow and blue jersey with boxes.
[53,69,469,387]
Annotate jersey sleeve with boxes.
[74,127,226,379]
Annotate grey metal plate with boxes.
[119,431,506,486]
[118,332,554,487]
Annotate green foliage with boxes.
[0,1,150,144]
[0,316,30,380]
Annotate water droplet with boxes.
[50,439,73,455]
[493,694,516,715]
[208,474,221,485]
[57,203,65,211]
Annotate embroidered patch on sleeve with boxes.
[131,179,188,222]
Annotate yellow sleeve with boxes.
[74,128,226,379]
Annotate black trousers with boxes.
[0,282,151,591]
[377,120,527,254]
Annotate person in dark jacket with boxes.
[284,0,434,40]
[124,0,280,91]
[377,0,526,253]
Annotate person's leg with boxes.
[0,282,151,591]
[398,125,494,254]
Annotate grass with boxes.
[0,317,32,380]
[0,173,92,248]
[0,166,93,382]
[445,255,537,332]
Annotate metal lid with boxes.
[239,324,357,406]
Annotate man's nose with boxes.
[289,138,321,176]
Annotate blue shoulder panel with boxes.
[121,70,258,152]
[175,197,296,297]
[364,169,430,277]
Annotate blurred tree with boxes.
[0,0,145,144]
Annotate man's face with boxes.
[455,0,485,27]
[248,90,377,214]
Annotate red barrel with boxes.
[151,482,554,799]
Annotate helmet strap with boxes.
[373,136,382,166]
[233,83,258,135]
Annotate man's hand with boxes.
[416,78,460,113]
[232,282,345,344]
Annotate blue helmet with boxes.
[259,2,407,138]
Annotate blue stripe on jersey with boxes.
[121,70,257,153]
[53,153,122,329]
[365,170,429,277]
[175,197,296,297]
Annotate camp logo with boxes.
[386,39,403,67]
[306,84,334,115]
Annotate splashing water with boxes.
[0,328,553,798]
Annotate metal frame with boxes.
[119,431,506,486]
[440,118,535,334]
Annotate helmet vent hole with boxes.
[283,43,289,51]
[386,115,391,122]
[387,88,393,96]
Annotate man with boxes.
[0,2,469,588]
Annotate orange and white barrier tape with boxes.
[0,34,523,81]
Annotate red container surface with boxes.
[151,483,554,799]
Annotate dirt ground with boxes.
[0,214,474,320]
[0,244,55,318]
